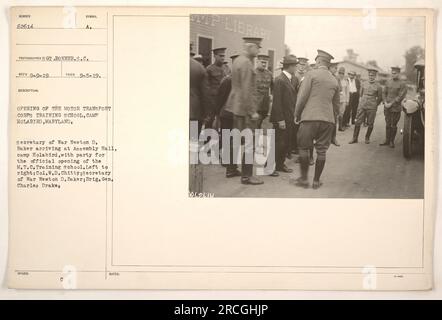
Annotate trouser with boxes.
[284,121,294,154]
[332,114,339,140]
[384,109,401,142]
[350,94,360,124]
[343,93,359,125]
[297,121,334,181]
[274,125,289,169]
[292,123,299,151]
[233,115,257,178]
[297,121,334,161]
[337,102,345,130]
[220,115,237,173]
[257,113,267,129]
[356,108,377,127]
[354,108,377,140]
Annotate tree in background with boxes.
[404,45,425,82]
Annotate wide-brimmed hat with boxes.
[282,54,298,66]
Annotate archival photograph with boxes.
[189,14,425,198]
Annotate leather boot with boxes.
[349,125,361,144]
[295,152,310,188]
[313,159,326,189]
[338,116,344,131]
[365,126,373,144]
[379,127,391,146]
[389,127,397,148]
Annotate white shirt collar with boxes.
[282,70,292,80]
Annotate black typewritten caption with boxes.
[189,191,215,198]
[174,304,269,318]
[15,139,115,189]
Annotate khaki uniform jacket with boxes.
[254,67,273,116]
[359,81,383,110]
[225,54,257,117]
[383,78,407,112]
[206,63,226,96]
[294,66,340,124]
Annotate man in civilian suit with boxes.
[269,55,299,174]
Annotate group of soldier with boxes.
[189,36,408,189]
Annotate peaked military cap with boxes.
[212,47,226,55]
[367,68,378,73]
[297,57,309,64]
[230,52,240,60]
[257,54,270,60]
[242,37,263,48]
[391,66,401,72]
[316,49,334,61]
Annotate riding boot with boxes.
[365,126,373,144]
[379,127,391,146]
[338,116,344,131]
[390,127,397,148]
[294,150,310,188]
[349,125,361,144]
[300,155,309,180]
[313,159,326,182]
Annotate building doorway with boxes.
[197,36,213,67]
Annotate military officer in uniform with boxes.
[348,68,383,144]
[292,57,314,163]
[193,54,204,64]
[205,47,227,129]
[224,37,263,185]
[223,60,231,76]
[190,56,211,136]
[295,57,309,82]
[380,66,407,148]
[190,42,196,58]
[328,62,341,146]
[294,49,340,189]
[255,54,273,129]
[329,62,338,77]
[216,53,241,178]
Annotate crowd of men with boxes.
[189,37,408,189]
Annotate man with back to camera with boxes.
[294,49,340,190]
